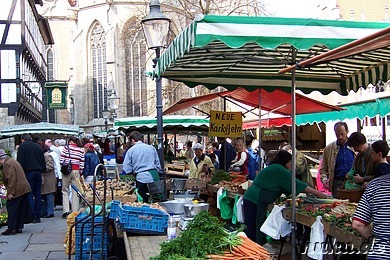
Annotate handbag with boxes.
[61,146,72,175]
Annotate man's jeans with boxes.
[26,170,42,220]
[41,193,54,216]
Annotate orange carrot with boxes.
[239,236,270,255]
[206,255,237,259]
[231,249,244,257]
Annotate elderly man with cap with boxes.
[45,139,61,158]
[0,149,31,235]
[189,143,215,179]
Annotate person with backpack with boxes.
[83,143,100,183]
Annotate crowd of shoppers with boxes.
[0,133,110,237]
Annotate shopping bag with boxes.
[60,162,72,175]
[236,196,245,223]
[219,189,233,220]
[135,188,143,203]
[307,216,325,260]
[74,177,85,195]
[232,195,240,224]
[344,166,362,190]
[260,205,291,240]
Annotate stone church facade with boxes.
[38,0,162,133]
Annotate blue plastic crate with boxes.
[119,204,169,234]
[76,214,105,234]
[75,253,107,260]
[75,233,108,254]
[109,200,120,220]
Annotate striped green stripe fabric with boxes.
[296,96,390,125]
[114,116,210,134]
[0,122,80,137]
[157,15,389,95]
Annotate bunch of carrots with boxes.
[207,234,271,260]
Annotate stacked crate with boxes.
[110,200,169,234]
[75,213,108,260]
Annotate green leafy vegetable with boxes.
[151,211,241,259]
[211,170,231,185]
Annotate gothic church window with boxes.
[90,23,108,119]
[124,19,148,117]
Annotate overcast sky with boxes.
[262,0,324,18]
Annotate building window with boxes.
[46,48,55,122]
[124,19,147,117]
[91,23,108,118]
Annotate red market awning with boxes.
[242,117,292,130]
[163,88,342,116]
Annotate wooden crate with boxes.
[330,225,366,249]
[166,163,186,176]
[283,208,332,234]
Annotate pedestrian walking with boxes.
[17,133,46,223]
[60,136,84,219]
[0,149,31,235]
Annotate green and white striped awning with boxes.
[114,115,210,134]
[156,15,389,95]
[296,95,390,125]
[0,122,80,137]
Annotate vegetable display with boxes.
[208,234,270,259]
[151,211,270,259]
[298,201,359,235]
[211,170,231,185]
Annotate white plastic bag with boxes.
[236,196,245,223]
[260,205,291,240]
[216,187,224,209]
[307,216,325,260]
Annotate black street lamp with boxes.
[141,0,170,170]
[102,109,110,131]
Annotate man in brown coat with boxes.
[0,149,31,235]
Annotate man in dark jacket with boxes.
[217,137,236,172]
[17,133,46,223]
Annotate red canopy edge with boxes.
[163,88,342,116]
[242,117,292,130]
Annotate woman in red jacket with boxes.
[230,139,249,175]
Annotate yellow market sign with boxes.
[209,110,242,138]
[45,82,68,109]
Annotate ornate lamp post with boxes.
[141,0,170,170]
[102,109,110,131]
[108,91,120,119]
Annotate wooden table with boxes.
[206,183,243,199]
[124,231,166,260]
[283,208,367,249]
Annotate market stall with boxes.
[282,199,368,255]
[0,122,81,138]
[163,87,342,117]
[155,16,389,257]
[114,115,209,135]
